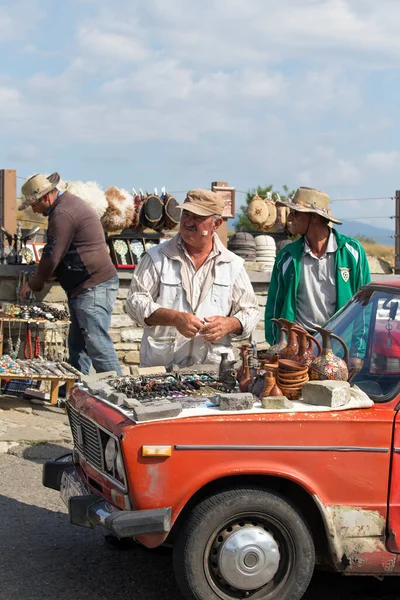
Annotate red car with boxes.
[44,279,400,600]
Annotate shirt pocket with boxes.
[211,276,231,314]
[158,273,182,308]
[143,336,175,368]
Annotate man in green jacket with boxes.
[265,187,371,372]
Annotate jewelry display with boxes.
[129,240,145,263]
[113,240,130,265]
[0,303,69,322]
[23,323,33,359]
[7,322,14,356]
[34,323,41,359]
[11,322,22,360]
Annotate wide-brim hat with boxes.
[19,172,60,211]
[248,195,277,229]
[177,189,224,217]
[276,187,342,225]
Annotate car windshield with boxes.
[315,287,400,402]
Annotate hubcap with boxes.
[213,524,280,591]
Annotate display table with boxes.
[0,313,70,356]
[0,313,77,404]
[0,372,76,405]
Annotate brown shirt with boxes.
[29,191,116,297]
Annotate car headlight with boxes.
[105,437,117,471]
[116,450,125,479]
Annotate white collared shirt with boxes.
[296,232,338,332]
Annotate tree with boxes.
[235,184,295,232]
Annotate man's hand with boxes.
[349,357,363,377]
[173,312,204,338]
[200,316,241,343]
[20,282,31,301]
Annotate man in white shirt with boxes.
[126,189,260,368]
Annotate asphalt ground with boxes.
[0,444,399,600]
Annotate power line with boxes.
[235,190,394,203]
[331,197,393,203]
[337,216,394,221]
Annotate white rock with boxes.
[302,380,351,408]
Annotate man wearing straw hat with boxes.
[265,187,370,373]
[18,173,122,376]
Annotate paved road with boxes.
[0,445,399,600]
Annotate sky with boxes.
[0,0,399,232]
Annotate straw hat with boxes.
[19,173,60,211]
[276,187,341,225]
[248,196,277,230]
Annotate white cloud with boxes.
[77,27,149,62]
[6,144,40,163]
[0,0,399,208]
[292,67,362,113]
[297,146,361,187]
[0,1,45,43]
[365,151,400,172]
[0,6,18,42]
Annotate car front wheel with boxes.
[173,487,315,600]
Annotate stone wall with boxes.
[0,266,269,369]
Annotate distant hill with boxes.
[229,217,394,246]
[339,220,394,246]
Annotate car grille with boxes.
[67,404,104,471]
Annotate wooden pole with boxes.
[396,190,400,275]
[211,181,235,248]
[0,169,17,233]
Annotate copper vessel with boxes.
[309,327,349,381]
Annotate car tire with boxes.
[173,487,315,600]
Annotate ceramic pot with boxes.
[219,352,237,390]
[292,327,322,367]
[268,382,284,397]
[260,371,277,399]
[260,361,279,377]
[237,344,251,382]
[279,384,302,400]
[264,318,288,361]
[237,344,253,392]
[278,319,301,360]
[309,327,349,381]
[278,359,308,373]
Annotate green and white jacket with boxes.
[265,229,371,345]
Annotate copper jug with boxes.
[309,327,349,381]
[264,318,288,361]
[278,318,301,360]
[237,344,252,392]
[259,370,277,399]
[237,344,251,382]
[292,327,322,367]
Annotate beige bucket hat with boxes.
[19,172,60,211]
[177,189,224,217]
[276,187,342,225]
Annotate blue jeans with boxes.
[67,275,122,375]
